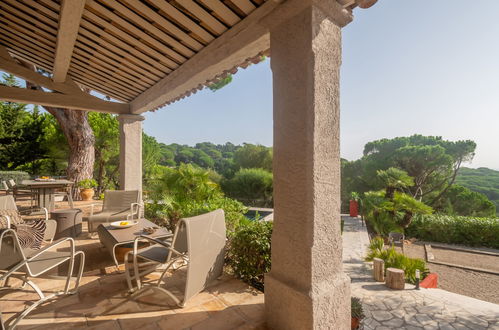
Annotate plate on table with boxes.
[110,220,139,229]
[35,177,56,181]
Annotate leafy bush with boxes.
[351,297,365,319]
[406,214,499,249]
[221,168,273,207]
[365,237,428,284]
[77,179,97,189]
[0,171,30,184]
[227,221,272,290]
[145,164,248,234]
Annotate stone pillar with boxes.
[118,114,144,192]
[265,2,351,329]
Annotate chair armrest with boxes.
[88,203,99,216]
[0,215,11,229]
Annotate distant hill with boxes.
[456,167,499,214]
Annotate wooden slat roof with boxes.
[0,0,364,113]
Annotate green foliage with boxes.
[233,144,272,171]
[342,135,477,211]
[455,167,499,215]
[436,184,496,217]
[77,179,97,189]
[145,164,247,233]
[222,168,273,207]
[406,214,499,249]
[351,297,365,319]
[365,238,428,284]
[350,191,360,201]
[376,167,414,198]
[207,75,233,91]
[0,171,30,184]
[227,220,272,289]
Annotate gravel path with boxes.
[404,243,499,305]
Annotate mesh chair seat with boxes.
[24,249,73,276]
[136,244,171,263]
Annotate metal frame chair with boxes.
[124,209,226,307]
[84,190,142,233]
[0,229,85,329]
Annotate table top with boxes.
[97,218,172,245]
[22,179,74,187]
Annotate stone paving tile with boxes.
[343,215,499,330]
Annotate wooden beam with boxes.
[130,0,352,114]
[0,45,80,94]
[52,0,85,82]
[130,0,279,114]
[0,86,130,114]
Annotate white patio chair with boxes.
[124,209,226,307]
[0,229,85,329]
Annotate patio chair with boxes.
[83,190,142,233]
[388,232,405,253]
[7,180,36,204]
[0,195,57,246]
[1,181,10,195]
[0,228,85,329]
[124,209,226,307]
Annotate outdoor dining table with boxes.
[21,179,74,212]
[97,218,173,267]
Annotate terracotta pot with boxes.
[351,317,360,329]
[80,188,95,201]
[349,200,359,217]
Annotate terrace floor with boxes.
[343,215,499,330]
[2,200,265,329]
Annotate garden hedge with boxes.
[0,171,30,185]
[406,214,499,249]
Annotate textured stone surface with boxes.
[265,2,350,330]
[343,216,499,330]
[118,114,144,192]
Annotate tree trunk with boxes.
[23,62,95,200]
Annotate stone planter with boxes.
[80,188,95,201]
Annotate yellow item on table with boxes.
[120,221,129,226]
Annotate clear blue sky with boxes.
[145,0,499,170]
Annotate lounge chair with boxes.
[1,181,10,195]
[0,228,85,329]
[83,190,142,233]
[124,209,226,307]
[0,195,56,246]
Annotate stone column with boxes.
[118,114,144,192]
[265,2,351,329]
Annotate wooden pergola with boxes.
[0,0,377,328]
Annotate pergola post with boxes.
[265,2,351,329]
[118,114,144,192]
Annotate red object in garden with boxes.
[349,200,358,217]
[420,273,438,288]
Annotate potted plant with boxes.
[350,192,360,217]
[351,296,365,329]
[77,179,97,201]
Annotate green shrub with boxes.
[365,237,428,284]
[0,171,30,184]
[221,168,273,207]
[406,214,499,249]
[77,179,97,189]
[227,221,272,290]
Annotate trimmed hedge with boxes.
[0,171,30,185]
[406,214,499,249]
[227,220,272,291]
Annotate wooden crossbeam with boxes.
[0,46,130,113]
[52,0,85,82]
[0,86,129,114]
